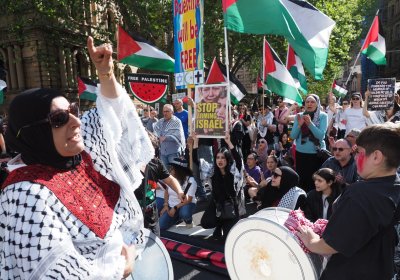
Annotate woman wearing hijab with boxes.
[249,166,306,210]
[0,37,154,279]
[290,94,328,192]
[255,138,269,168]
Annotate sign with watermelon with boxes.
[126,73,169,104]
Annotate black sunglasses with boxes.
[352,97,360,100]
[272,171,282,178]
[332,147,348,152]
[17,103,80,137]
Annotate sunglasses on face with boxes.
[342,102,349,105]
[17,103,80,137]
[352,97,360,100]
[332,147,348,152]
[272,171,282,178]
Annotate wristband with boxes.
[99,69,113,78]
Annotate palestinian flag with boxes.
[78,77,97,101]
[0,80,5,104]
[263,39,303,105]
[222,0,336,80]
[206,58,247,105]
[361,15,386,65]
[331,81,348,98]
[286,45,308,94]
[117,25,175,72]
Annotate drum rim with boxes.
[130,228,174,280]
[225,216,319,280]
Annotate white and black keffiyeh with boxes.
[278,187,306,210]
[0,84,154,279]
[153,116,186,153]
[199,158,245,195]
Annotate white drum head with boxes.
[129,229,174,280]
[225,215,319,280]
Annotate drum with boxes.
[128,228,174,280]
[225,207,323,280]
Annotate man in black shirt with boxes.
[134,133,185,236]
[297,123,400,280]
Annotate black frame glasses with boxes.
[17,103,80,137]
[352,97,360,101]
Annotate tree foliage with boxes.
[3,0,378,99]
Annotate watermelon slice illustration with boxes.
[126,73,169,104]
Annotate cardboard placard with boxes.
[367,78,396,111]
[194,84,228,138]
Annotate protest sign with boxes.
[194,84,228,138]
[367,78,396,110]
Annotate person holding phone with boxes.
[290,94,328,191]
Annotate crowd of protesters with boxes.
[133,90,400,237]
[1,52,400,279]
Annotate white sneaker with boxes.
[185,222,194,229]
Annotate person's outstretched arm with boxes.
[87,36,119,99]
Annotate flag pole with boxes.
[344,9,380,87]
[262,37,265,109]
[224,27,231,128]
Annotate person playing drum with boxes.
[0,37,153,279]
[297,123,400,280]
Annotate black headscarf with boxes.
[6,88,81,169]
[256,166,299,208]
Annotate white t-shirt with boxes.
[322,194,329,220]
[168,176,197,206]
[343,107,366,135]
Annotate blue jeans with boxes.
[159,203,196,230]
[156,197,165,214]
[160,152,179,169]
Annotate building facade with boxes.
[0,2,130,113]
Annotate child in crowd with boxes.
[302,168,343,222]
[297,123,400,280]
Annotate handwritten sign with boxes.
[367,78,396,110]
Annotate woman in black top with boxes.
[303,168,342,222]
[192,132,244,241]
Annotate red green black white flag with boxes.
[117,26,175,72]
[361,15,386,65]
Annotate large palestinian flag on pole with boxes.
[222,0,335,80]
[78,77,97,101]
[263,39,303,104]
[0,80,5,104]
[361,15,386,65]
[117,26,175,72]
[286,45,308,94]
[206,58,247,105]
